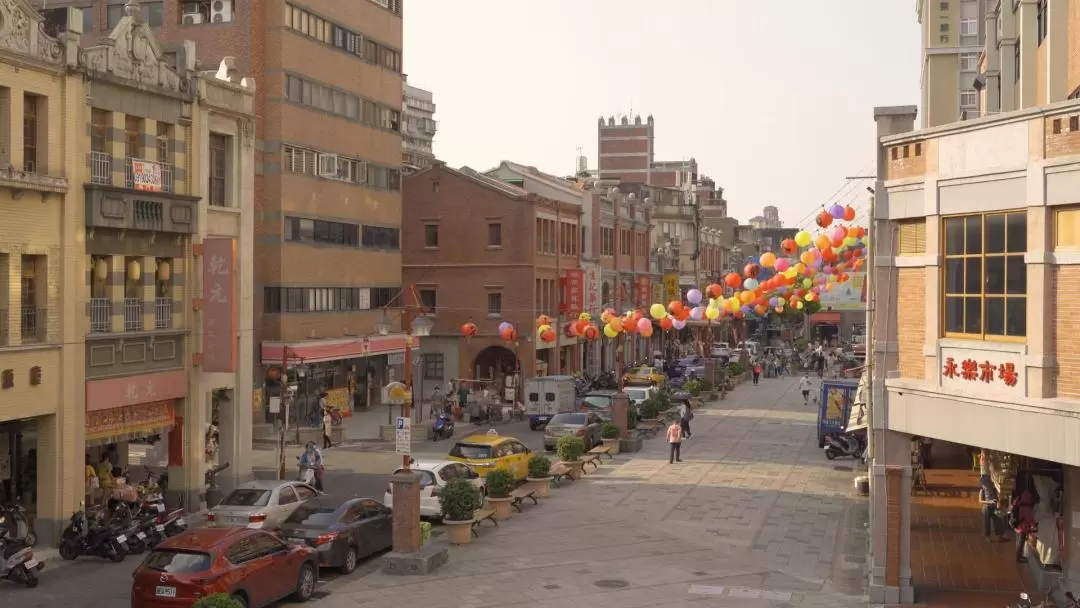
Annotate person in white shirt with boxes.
[799,374,813,405]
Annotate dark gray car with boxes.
[543,412,604,451]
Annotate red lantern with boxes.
[724,272,741,288]
[843,206,856,222]
[744,263,760,279]
[540,329,556,343]
[780,239,797,255]
[500,328,518,342]
[816,211,833,228]
[659,317,673,331]
[583,325,600,341]
[461,322,478,338]
[706,283,722,299]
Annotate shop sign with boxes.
[202,238,237,373]
[581,262,601,315]
[939,347,1024,394]
[131,159,162,191]
[562,269,584,313]
[86,369,188,411]
[86,400,175,442]
[663,273,680,303]
[635,276,651,307]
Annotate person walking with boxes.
[799,374,813,405]
[752,360,762,385]
[979,476,1004,542]
[666,418,684,464]
[678,401,693,439]
[1012,480,1037,563]
[321,404,334,449]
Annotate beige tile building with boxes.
[0,0,255,545]
[917,0,988,127]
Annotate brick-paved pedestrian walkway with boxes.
[316,375,870,608]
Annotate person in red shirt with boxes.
[1012,477,1038,563]
[666,420,684,464]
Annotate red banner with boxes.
[563,269,584,313]
[202,238,237,372]
[635,276,651,307]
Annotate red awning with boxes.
[261,334,419,365]
[810,312,842,323]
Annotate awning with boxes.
[810,312,842,323]
[261,334,418,365]
[86,400,175,446]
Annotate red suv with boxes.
[131,527,318,607]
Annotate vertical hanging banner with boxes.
[202,238,237,372]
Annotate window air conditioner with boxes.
[182,13,204,25]
[317,154,339,178]
[182,2,201,14]
[211,0,233,23]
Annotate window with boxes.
[939,23,949,33]
[423,353,444,380]
[283,74,360,121]
[600,227,614,256]
[914,142,923,156]
[108,1,162,28]
[22,94,38,173]
[81,7,95,33]
[90,109,108,153]
[263,286,384,313]
[1071,116,1080,132]
[285,4,401,72]
[424,224,438,248]
[960,89,978,108]
[1037,0,1047,45]
[285,217,360,247]
[959,19,977,36]
[418,289,436,311]
[487,293,502,316]
[942,212,1027,339]
[960,53,979,72]
[157,122,173,164]
[361,225,401,250]
[209,133,229,207]
[125,115,143,159]
[939,1,949,8]
[488,223,502,247]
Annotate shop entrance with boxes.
[0,418,38,520]
[473,346,519,402]
[813,322,839,344]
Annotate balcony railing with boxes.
[155,297,172,329]
[90,298,112,333]
[20,307,45,343]
[124,298,143,331]
[89,151,112,185]
[125,157,173,193]
[0,309,7,346]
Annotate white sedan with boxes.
[384,460,486,520]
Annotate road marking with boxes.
[687,585,725,595]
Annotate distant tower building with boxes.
[402,80,437,175]
[577,153,588,176]
[597,114,654,183]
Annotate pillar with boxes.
[1018,0,1040,109]
[110,112,126,186]
[35,412,81,547]
[110,254,124,332]
[869,429,914,604]
[142,256,156,331]
[1064,466,1080,592]
[390,472,421,552]
[1045,0,1070,103]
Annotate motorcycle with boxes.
[0,503,36,547]
[203,462,230,509]
[823,432,865,460]
[432,413,455,441]
[297,457,317,485]
[58,506,128,562]
[0,537,42,588]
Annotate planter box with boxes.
[619,437,643,453]
[601,437,620,454]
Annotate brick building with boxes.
[401,164,582,394]
[0,3,255,544]
[596,114,700,188]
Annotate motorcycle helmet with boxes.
[305,441,316,450]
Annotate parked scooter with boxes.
[432,413,455,441]
[823,432,865,460]
[0,502,36,547]
[0,537,42,588]
[203,462,230,509]
[58,505,128,562]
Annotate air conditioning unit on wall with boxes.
[182,13,204,25]
[211,0,233,23]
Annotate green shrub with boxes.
[627,406,637,429]
[556,436,586,462]
[638,396,665,419]
[601,421,620,439]
[684,378,706,396]
[527,454,552,478]
[484,469,514,498]
[438,478,481,521]
[727,361,746,377]
[193,595,243,608]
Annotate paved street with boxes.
[8,376,869,607]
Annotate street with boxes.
[6,378,869,607]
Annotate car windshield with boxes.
[449,443,492,459]
[285,503,340,526]
[550,413,586,425]
[221,489,271,507]
[581,395,611,409]
[625,389,647,400]
[142,549,211,573]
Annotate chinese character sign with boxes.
[202,238,236,373]
[662,273,680,303]
[941,355,1019,388]
[564,269,584,313]
[581,262,601,315]
[635,277,651,307]
[131,159,162,192]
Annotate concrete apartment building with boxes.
[402,81,436,175]
[917,0,987,127]
[0,2,256,544]
[748,205,782,230]
[402,164,582,391]
[868,5,1080,602]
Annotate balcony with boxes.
[89,151,112,186]
[124,298,143,332]
[125,158,173,194]
[0,164,68,195]
[155,297,172,329]
[20,307,46,343]
[85,184,198,235]
[90,298,112,333]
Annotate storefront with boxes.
[0,418,38,516]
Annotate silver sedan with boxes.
[206,480,319,530]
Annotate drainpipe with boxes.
[553,203,561,376]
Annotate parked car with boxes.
[206,481,319,530]
[623,386,655,413]
[543,412,604,451]
[709,343,731,360]
[383,460,485,520]
[447,434,533,481]
[278,496,393,573]
[623,366,666,386]
[130,527,318,608]
[577,390,617,417]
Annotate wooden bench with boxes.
[588,445,614,461]
[581,453,602,470]
[549,463,573,486]
[635,421,662,439]
[509,487,538,512]
[470,508,498,537]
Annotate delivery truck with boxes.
[816,378,859,448]
[524,376,577,430]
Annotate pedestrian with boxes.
[799,374,813,405]
[752,361,761,385]
[321,400,334,449]
[979,476,1004,542]
[678,401,693,439]
[666,418,684,464]
[1012,479,1037,563]
[430,385,443,419]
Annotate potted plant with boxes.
[601,421,621,454]
[526,454,553,498]
[438,478,481,545]
[556,436,587,479]
[193,594,244,608]
[483,469,515,520]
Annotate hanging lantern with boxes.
[93,257,109,282]
[460,322,478,338]
[156,259,172,282]
[127,258,142,282]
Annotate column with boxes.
[142,256,156,331]
[1064,466,1080,591]
[110,112,126,187]
[2,254,16,343]
[869,429,915,604]
[1045,0,1070,103]
[984,11,1002,115]
[110,255,124,332]
[35,412,81,546]
[1027,205,1054,397]
[1018,0,1040,109]
[8,89,23,170]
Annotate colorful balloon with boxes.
[794,230,812,248]
[759,251,777,268]
[686,289,703,304]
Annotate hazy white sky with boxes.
[402,1,921,228]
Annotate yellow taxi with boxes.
[447,432,532,481]
[623,366,666,386]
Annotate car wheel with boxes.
[293,563,317,601]
[230,593,249,608]
[340,546,358,574]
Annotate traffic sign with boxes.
[395,417,411,455]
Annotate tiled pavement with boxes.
[314,375,871,608]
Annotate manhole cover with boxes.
[544,584,561,590]
[833,466,854,472]
[594,579,630,589]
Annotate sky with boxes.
[402,0,921,230]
